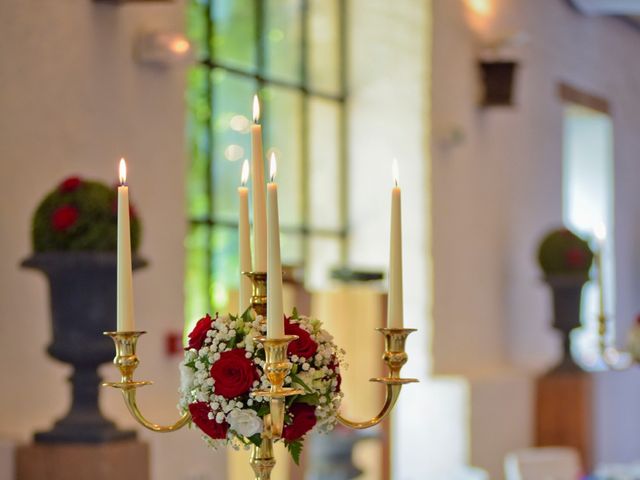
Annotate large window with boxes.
[185,0,347,329]
[561,87,615,370]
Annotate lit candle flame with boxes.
[241,159,250,186]
[269,152,277,182]
[595,222,606,242]
[119,158,127,185]
[253,94,260,123]
[392,158,399,188]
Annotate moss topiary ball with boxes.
[537,227,593,276]
[32,176,141,252]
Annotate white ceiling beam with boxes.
[571,0,640,15]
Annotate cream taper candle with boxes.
[251,94,267,272]
[266,153,284,338]
[388,159,404,329]
[239,160,252,313]
[117,158,135,332]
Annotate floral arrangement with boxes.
[32,176,141,252]
[179,309,344,463]
[537,227,593,275]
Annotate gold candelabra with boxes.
[592,249,634,371]
[103,272,418,480]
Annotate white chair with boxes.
[504,447,582,480]
[451,466,490,480]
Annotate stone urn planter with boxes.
[544,273,589,373]
[22,251,146,443]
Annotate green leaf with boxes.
[296,393,319,405]
[248,434,262,447]
[291,374,314,393]
[242,307,254,324]
[291,307,299,319]
[257,404,270,417]
[286,440,303,465]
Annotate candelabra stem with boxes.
[249,435,275,480]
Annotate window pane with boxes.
[211,69,257,222]
[212,0,257,72]
[186,66,211,218]
[262,86,303,227]
[308,0,341,95]
[307,236,341,289]
[211,226,239,313]
[265,0,302,83]
[185,225,210,333]
[309,97,341,230]
[281,231,303,267]
[187,0,210,61]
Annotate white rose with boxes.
[226,409,263,437]
[179,363,194,393]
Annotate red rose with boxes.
[565,248,586,269]
[51,205,79,231]
[285,318,318,359]
[59,176,82,193]
[210,349,259,399]
[187,314,213,350]
[328,357,341,392]
[188,402,228,439]
[282,403,316,441]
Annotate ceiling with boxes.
[569,0,640,28]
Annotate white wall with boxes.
[0,1,225,479]
[431,0,640,472]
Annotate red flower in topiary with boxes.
[210,349,259,399]
[51,205,79,231]
[188,402,229,439]
[188,314,213,350]
[565,248,586,269]
[285,317,318,359]
[58,176,82,193]
[282,403,316,441]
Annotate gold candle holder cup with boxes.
[244,271,267,317]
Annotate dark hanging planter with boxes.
[544,273,589,373]
[478,60,519,107]
[22,251,147,443]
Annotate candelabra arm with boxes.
[121,388,191,433]
[337,383,401,429]
[337,328,418,430]
[102,331,191,433]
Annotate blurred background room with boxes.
[3,0,640,479]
